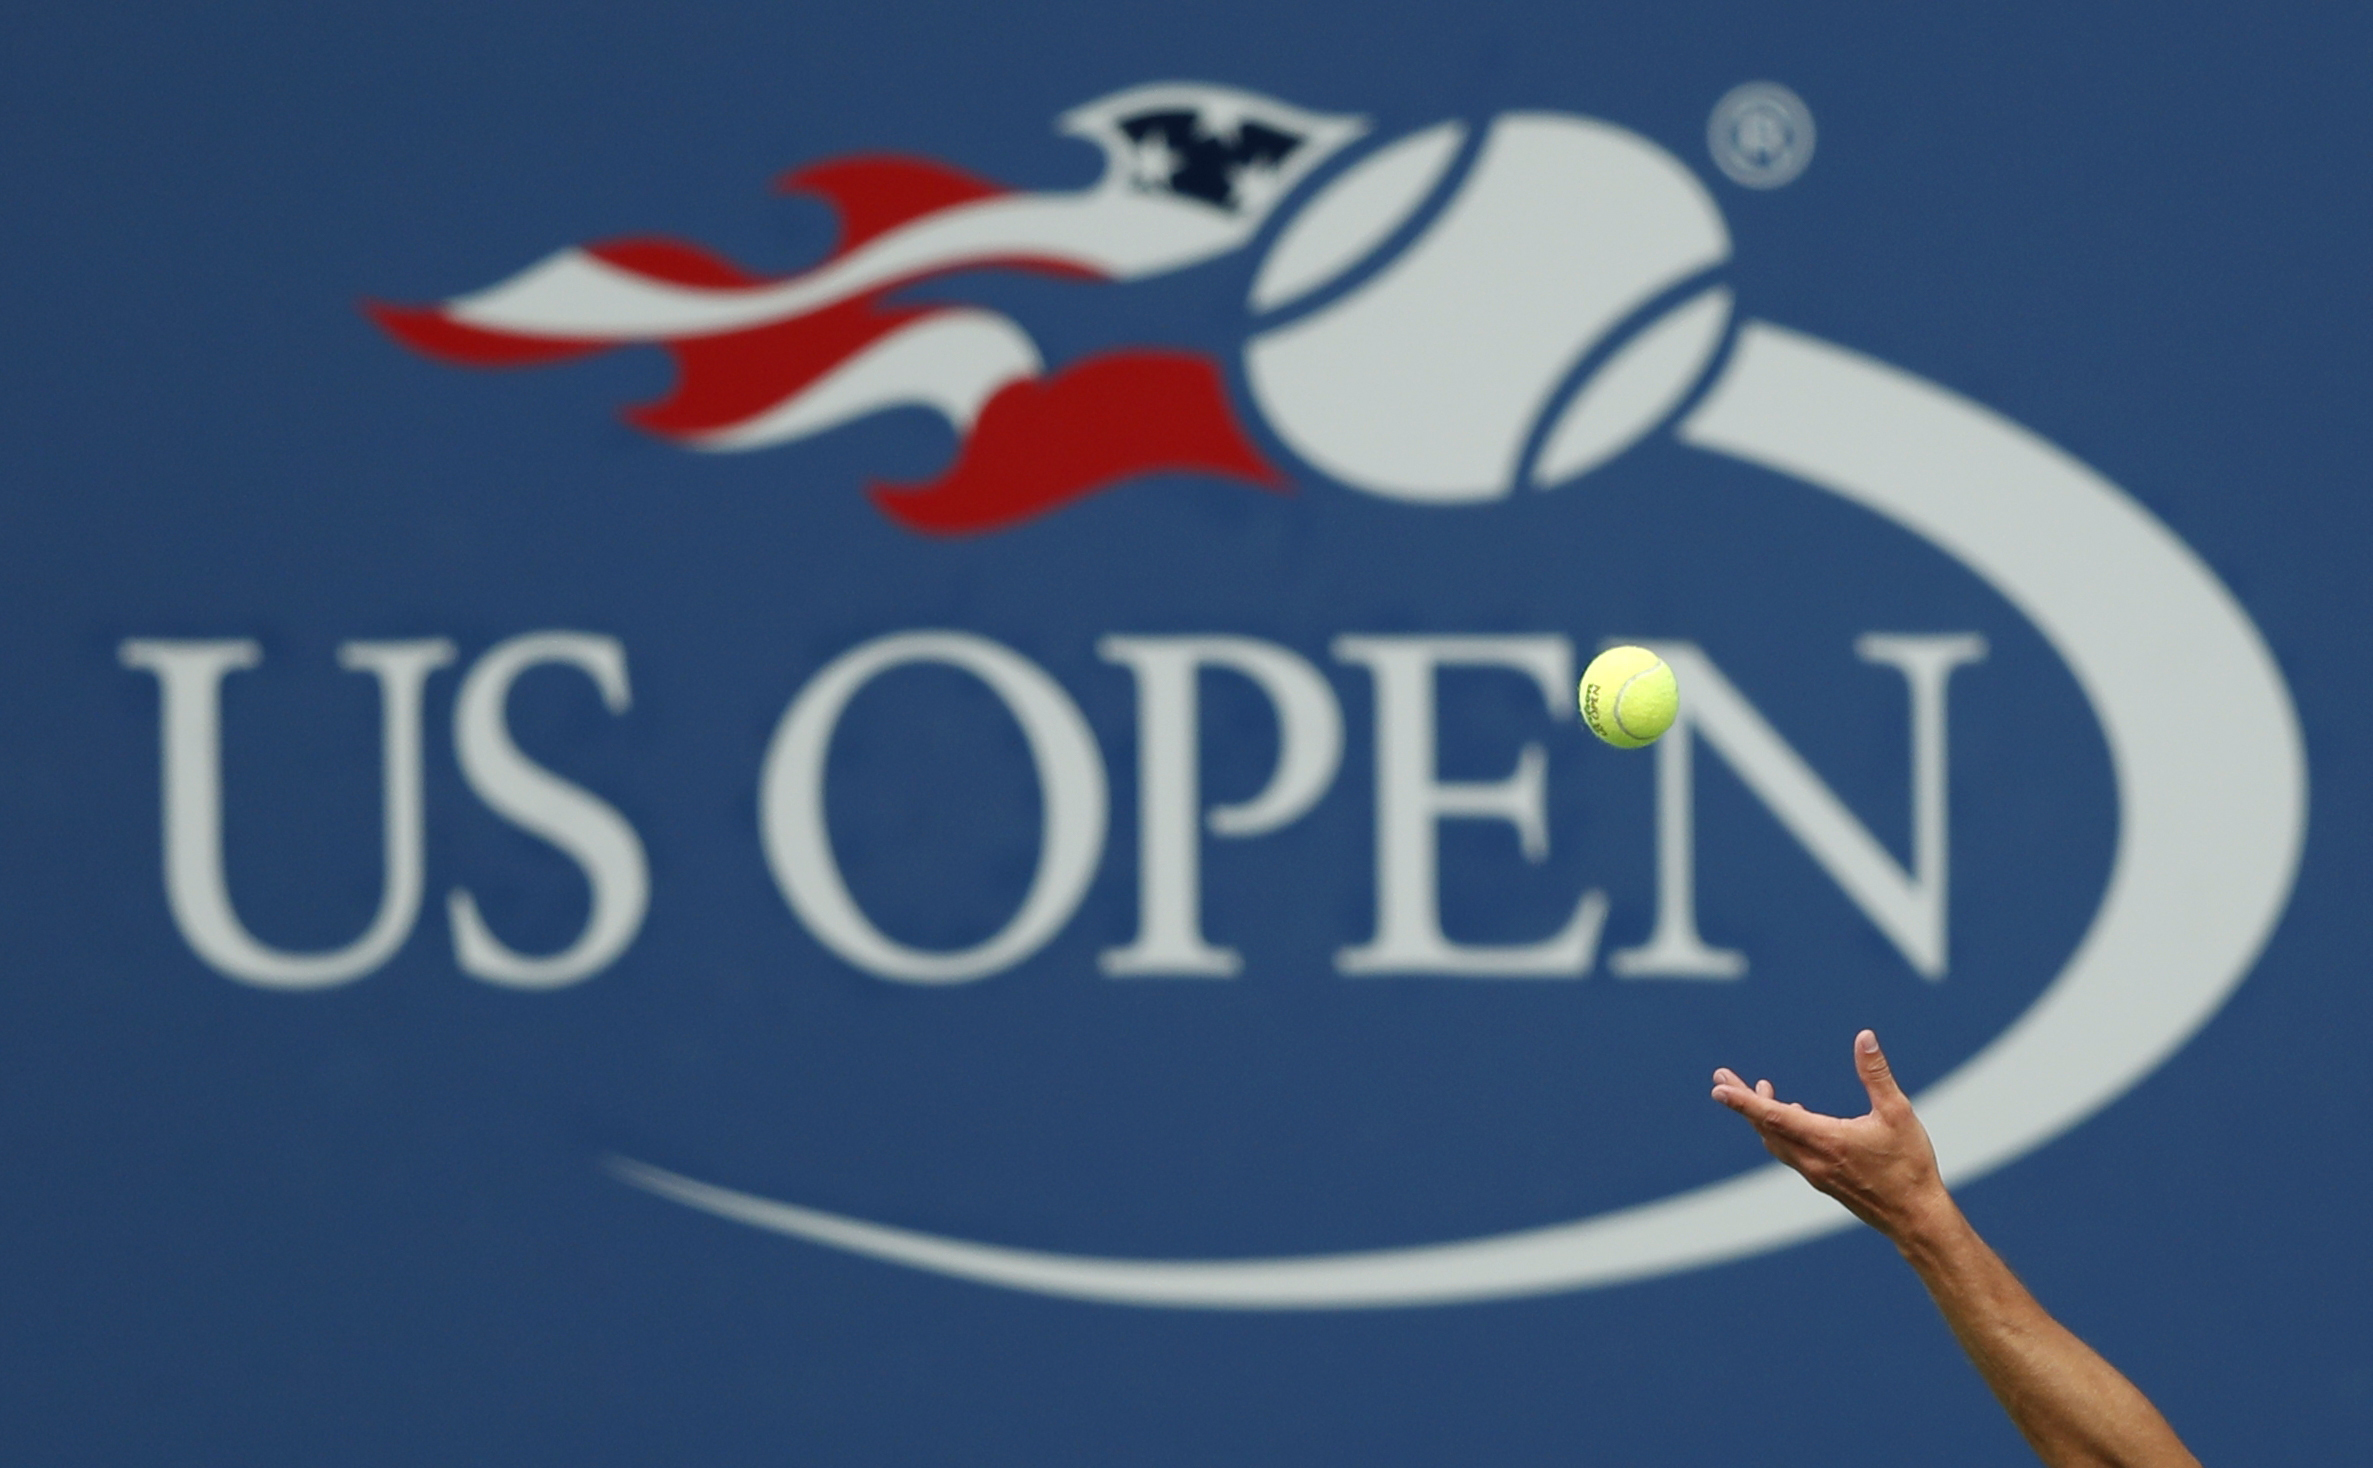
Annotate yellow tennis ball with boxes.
[1579,645,1677,749]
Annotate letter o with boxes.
[760,631,1109,983]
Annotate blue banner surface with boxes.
[2,3,2366,1463]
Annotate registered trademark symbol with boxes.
[1708,81,1815,188]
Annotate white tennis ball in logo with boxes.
[1245,114,1733,502]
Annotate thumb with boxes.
[1855,1029,1908,1113]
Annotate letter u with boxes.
[119,638,455,988]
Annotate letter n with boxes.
[1610,635,1987,980]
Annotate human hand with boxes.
[1711,1030,1953,1244]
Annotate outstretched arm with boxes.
[1711,1031,2200,1468]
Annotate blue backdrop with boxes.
[2,2,2366,1463]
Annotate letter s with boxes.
[447,632,649,989]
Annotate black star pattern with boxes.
[1117,108,1305,211]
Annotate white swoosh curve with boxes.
[613,321,2306,1309]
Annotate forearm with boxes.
[1712,1037,2203,1466]
[1890,1196,2200,1468]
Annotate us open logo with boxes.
[124,82,2304,1308]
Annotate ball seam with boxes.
[1611,664,1657,741]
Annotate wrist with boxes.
[1879,1181,1966,1259]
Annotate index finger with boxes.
[1726,1087,1835,1147]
